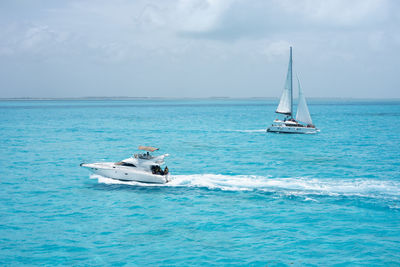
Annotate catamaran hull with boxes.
[81,163,168,184]
[267,125,319,134]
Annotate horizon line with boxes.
[1,96,400,101]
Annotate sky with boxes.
[0,0,399,98]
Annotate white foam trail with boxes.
[230,129,266,133]
[91,174,400,199]
[304,197,318,202]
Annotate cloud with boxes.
[176,0,234,32]
[175,0,392,41]
[22,26,68,50]
[261,40,292,58]
[0,24,71,60]
[277,0,389,25]
[0,0,399,98]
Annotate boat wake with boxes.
[90,174,400,200]
[229,129,266,133]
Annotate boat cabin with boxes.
[115,146,170,176]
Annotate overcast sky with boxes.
[0,0,399,98]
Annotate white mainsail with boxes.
[295,76,313,125]
[276,47,293,115]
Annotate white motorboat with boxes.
[80,146,170,184]
[267,47,319,134]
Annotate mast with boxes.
[289,46,293,118]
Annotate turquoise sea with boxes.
[1,99,400,265]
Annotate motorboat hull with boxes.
[81,163,169,184]
[267,125,319,134]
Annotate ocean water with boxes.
[1,99,400,265]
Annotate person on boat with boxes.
[164,166,169,175]
[151,165,165,175]
[151,165,157,174]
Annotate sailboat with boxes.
[267,47,319,134]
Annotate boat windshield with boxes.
[134,152,153,160]
[115,162,136,167]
